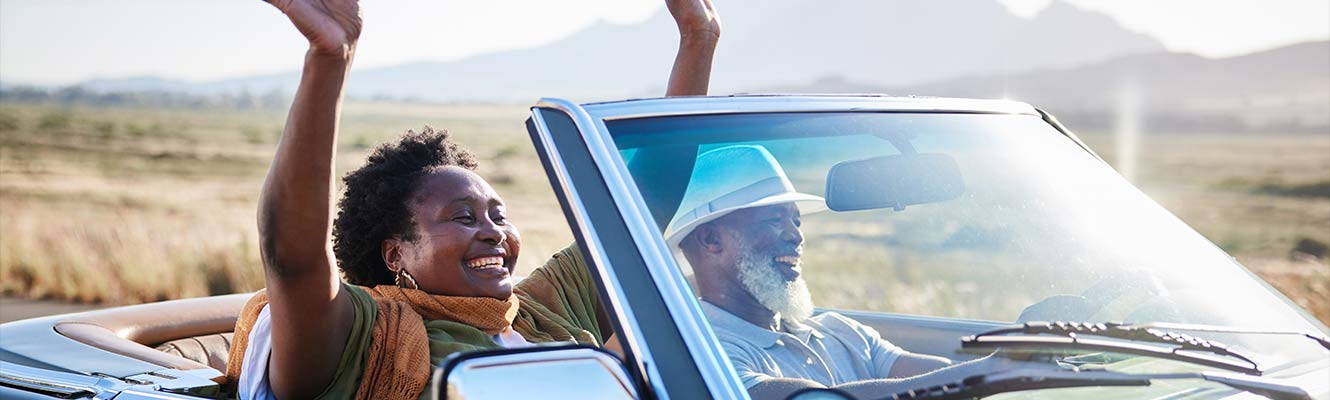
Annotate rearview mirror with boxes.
[825,153,965,212]
[435,344,638,400]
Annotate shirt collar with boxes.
[783,317,825,342]
[700,301,783,348]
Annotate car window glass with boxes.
[603,111,1327,386]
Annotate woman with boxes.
[224,0,721,399]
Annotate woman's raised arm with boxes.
[665,0,721,96]
[627,0,722,228]
[255,0,362,398]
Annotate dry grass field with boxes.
[1,102,1326,326]
[1078,132,1330,325]
[0,102,572,304]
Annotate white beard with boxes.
[733,237,814,322]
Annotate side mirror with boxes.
[825,153,965,212]
[434,344,638,400]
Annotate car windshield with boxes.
[603,110,1328,394]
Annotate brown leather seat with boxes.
[155,332,236,372]
[53,293,253,383]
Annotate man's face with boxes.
[717,203,805,281]
[714,203,814,320]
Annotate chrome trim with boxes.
[581,95,1039,121]
[443,347,637,400]
[826,308,1005,331]
[0,360,212,399]
[127,368,222,396]
[528,107,664,397]
[1037,107,1108,164]
[0,361,100,397]
[111,389,204,399]
[537,98,749,399]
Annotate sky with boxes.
[1,0,1327,86]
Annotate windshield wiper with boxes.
[1128,321,1330,351]
[880,367,1311,400]
[961,321,1262,375]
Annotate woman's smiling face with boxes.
[387,166,521,299]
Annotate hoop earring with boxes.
[395,269,419,290]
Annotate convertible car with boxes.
[2,95,1327,399]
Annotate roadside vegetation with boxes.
[1,102,1325,325]
[1080,132,1330,324]
[0,102,572,304]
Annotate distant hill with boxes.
[75,0,1163,101]
[768,40,1330,132]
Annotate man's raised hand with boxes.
[666,0,721,41]
[267,0,363,58]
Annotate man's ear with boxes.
[695,223,726,254]
[381,237,403,272]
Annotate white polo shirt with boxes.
[701,301,906,389]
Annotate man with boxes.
[668,145,1011,399]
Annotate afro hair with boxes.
[332,126,479,286]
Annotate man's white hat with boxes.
[665,145,827,248]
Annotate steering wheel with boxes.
[1017,269,1183,323]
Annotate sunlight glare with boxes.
[1114,79,1142,183]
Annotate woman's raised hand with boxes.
[267,0,363,58]
[666,0,721,41]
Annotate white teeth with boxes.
[773,256,800,265]
[465,256,505,269]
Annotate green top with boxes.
[313,284,376,399]
[315,245,603,399]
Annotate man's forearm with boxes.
[887,352,953,378]
[836,355,1004,399]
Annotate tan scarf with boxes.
[365,285,520,336]
[355,298,430,400]
[226,286,525,400]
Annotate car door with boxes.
[525,98,748,400]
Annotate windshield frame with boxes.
[538,95,1076,396]
[532,99,745,398]
[537,95,1328,398]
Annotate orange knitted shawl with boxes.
[225,286,521,399]
[365,285,520,335]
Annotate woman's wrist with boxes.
[678,32,719,61]
[307,41,358,63]
[679,29,720,47]
[305,45,356,68]
[296,47,355,94]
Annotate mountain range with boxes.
[25,0,1330,132]
[778,40,1329,132]
[77,0,1166,101]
